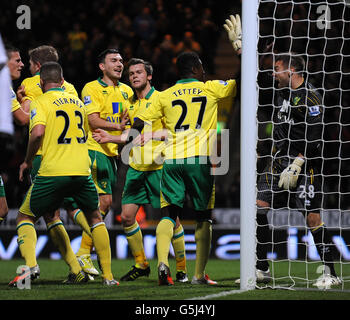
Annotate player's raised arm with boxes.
[223,14,242,55]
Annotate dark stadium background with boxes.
[1,0,349,228]
[0,0,240,221]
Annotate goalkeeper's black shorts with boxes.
[256,159,322,214]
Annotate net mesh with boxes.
[256,0,350,290]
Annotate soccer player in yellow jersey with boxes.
[75,48,132,275]
[12,45,94,278]
[0,45,25,225]
[93,58,188,284]
[9,62,117,286]
[131,51,237,285]
[19,45,77,110]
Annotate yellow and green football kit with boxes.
[21,73,77,104]
[82,77,133,157]
[19,88,97,217]
[18,88,114,280]
[82,77,133,194]
[122,87,187,274]
[137,78,237,211]
[21,73,78,168]
[122,87,164,208]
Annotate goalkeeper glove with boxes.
[278,157,305,190]
[223,14,242,52]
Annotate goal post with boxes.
[240,0,259,291]
[239,0,350,291]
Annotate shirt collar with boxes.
[132,86,155,102]
[97,77,119,87]
[176,78,199,84]
[46,87,64,92]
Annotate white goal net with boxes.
[255,0,350,290]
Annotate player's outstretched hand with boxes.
[223,14,242,52]
[278,157,305,190]
[92,128,112,144]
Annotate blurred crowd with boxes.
[2,0,226,93]
[1,0,234,216]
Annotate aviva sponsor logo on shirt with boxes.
[106,102,123,123]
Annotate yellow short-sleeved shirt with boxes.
[81,77,133,157]
[21,73,78,102]
[21,73,78,156]
[137,78,237,160]
[29,88,90,176]
[127,87,164,171]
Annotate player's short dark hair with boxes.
[176,52,202,78]
[127,58,153,76]
[5,44,20,60]
[40,62,63,84]
[98,48,120,64]
[28,45,59,65]
[275,54,305,73]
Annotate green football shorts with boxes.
[30,155,42,182]
[20,175,99,217]
[122,167,161,208]
[0,175,5,197]
[89,150,117,195]
[62,150,117,211]
[160,156,215,211]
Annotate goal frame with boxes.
[240,0,259,291]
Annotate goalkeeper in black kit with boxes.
[253,54,341,287]
[224,15,341,287]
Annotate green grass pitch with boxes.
[1,258,350,301]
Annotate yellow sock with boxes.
[76,210,108,256]
[91,222,113,280]
[156,217,175,267]
[47,220,81,275]
[73,209,92,237]
[171,224,186,272]
[16,220,37,268]
[194,221,212,279]
[124,222,148,268]
[77,231,93,256]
